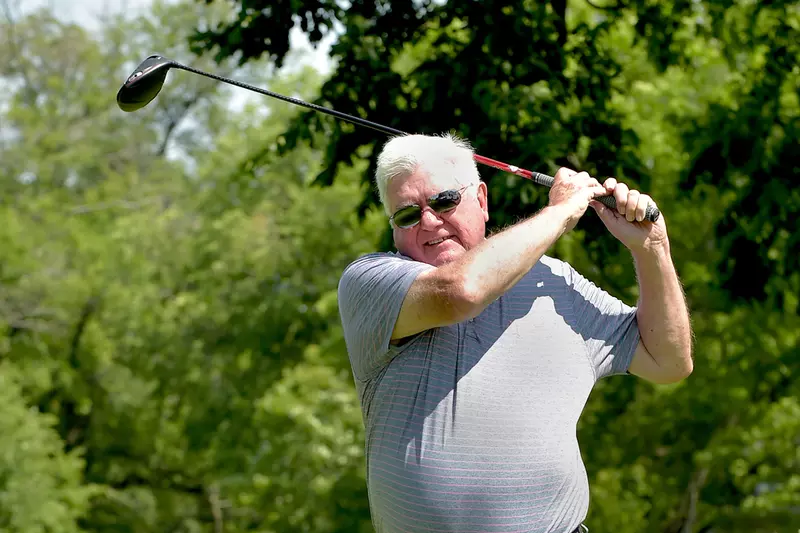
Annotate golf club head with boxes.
[116,55,176,112]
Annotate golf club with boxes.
[117,55,660,222]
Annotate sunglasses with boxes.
[390,184,475,229]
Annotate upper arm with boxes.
[338,253,468,380]
[628,339,691,384]
[391,266,473,341]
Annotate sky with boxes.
[21,0,159,22]
[10,0,337,158]
[16,0,335,75]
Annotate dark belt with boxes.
[572,525,589,533]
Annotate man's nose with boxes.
[418,207,444,229]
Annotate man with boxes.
[337,133,693,533]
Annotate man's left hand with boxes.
[589,177,669,252]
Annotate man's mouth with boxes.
[426,236,453,246]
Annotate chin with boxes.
[427,249,463,267]
[400,241,468,267]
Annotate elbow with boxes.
[679,353,694,380]
[677,341,695,379]
[451,274,488,322]
[669,362,693,384]
[663,350,694,384]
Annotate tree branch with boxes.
[111,474,205,495]
[681,467,710,533]
[68,196,163,215]
[68,296,99,368]
[0,0,36,103]
[551,0,568,48]
[208,483,224,533]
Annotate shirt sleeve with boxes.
[337,252,435,381]
[561,260,640,381]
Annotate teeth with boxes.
[428,237,446,245]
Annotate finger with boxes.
[635,194,652,222]
[614,182,629,215]
[574,171,591,183]
[626,189,640,222]
[603,177,617,192]
[555,167,578,181]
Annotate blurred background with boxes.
[0,0,798,532]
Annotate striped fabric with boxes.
[338,252,639,533]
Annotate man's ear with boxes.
[477,181,489,222]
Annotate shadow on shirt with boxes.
[372,257,637,461]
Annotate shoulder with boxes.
[342,251,408,271]
[340,251,423,281]
[338,251,434,297]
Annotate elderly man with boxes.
[337,133,693,533]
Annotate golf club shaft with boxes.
[176,63,406,136]
[175,64,553,182]
[173,63,658,221]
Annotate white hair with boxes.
[374,133,481,215]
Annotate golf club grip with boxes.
[472,155,660,222]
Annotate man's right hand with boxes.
[547,167,607,232]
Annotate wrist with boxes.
[631,239,672,266]
[538,204,572,236]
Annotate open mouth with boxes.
[426,236,454,246]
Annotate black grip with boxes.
[529,172,660,222]
[596,194,660,222]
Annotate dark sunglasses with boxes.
[390,184,475,229]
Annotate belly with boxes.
[367,427,590,533]
[363,296,596,531]
[365,371,592,533]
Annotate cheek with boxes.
[450,212,484,243]
[393,229,417,252]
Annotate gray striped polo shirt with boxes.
[338,252,639,533]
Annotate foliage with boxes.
[0,1,382,531]
[0,364,95,533]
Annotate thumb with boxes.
[590,199,609,216]
[590,199,620,223]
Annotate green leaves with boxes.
[0,2,384,531]
[0,365,95,533]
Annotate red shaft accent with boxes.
[472,154,555,187]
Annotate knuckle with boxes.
[556,167,575,178]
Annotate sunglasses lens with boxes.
[391,188,466,228]
[393,206,422,228]
[429,190,462,212]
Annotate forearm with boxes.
[632,242,693,375]
[446,205,570,315]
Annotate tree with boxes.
[1,1,385,531]
[0,364,94,533]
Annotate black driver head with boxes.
[116,55,176,112]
